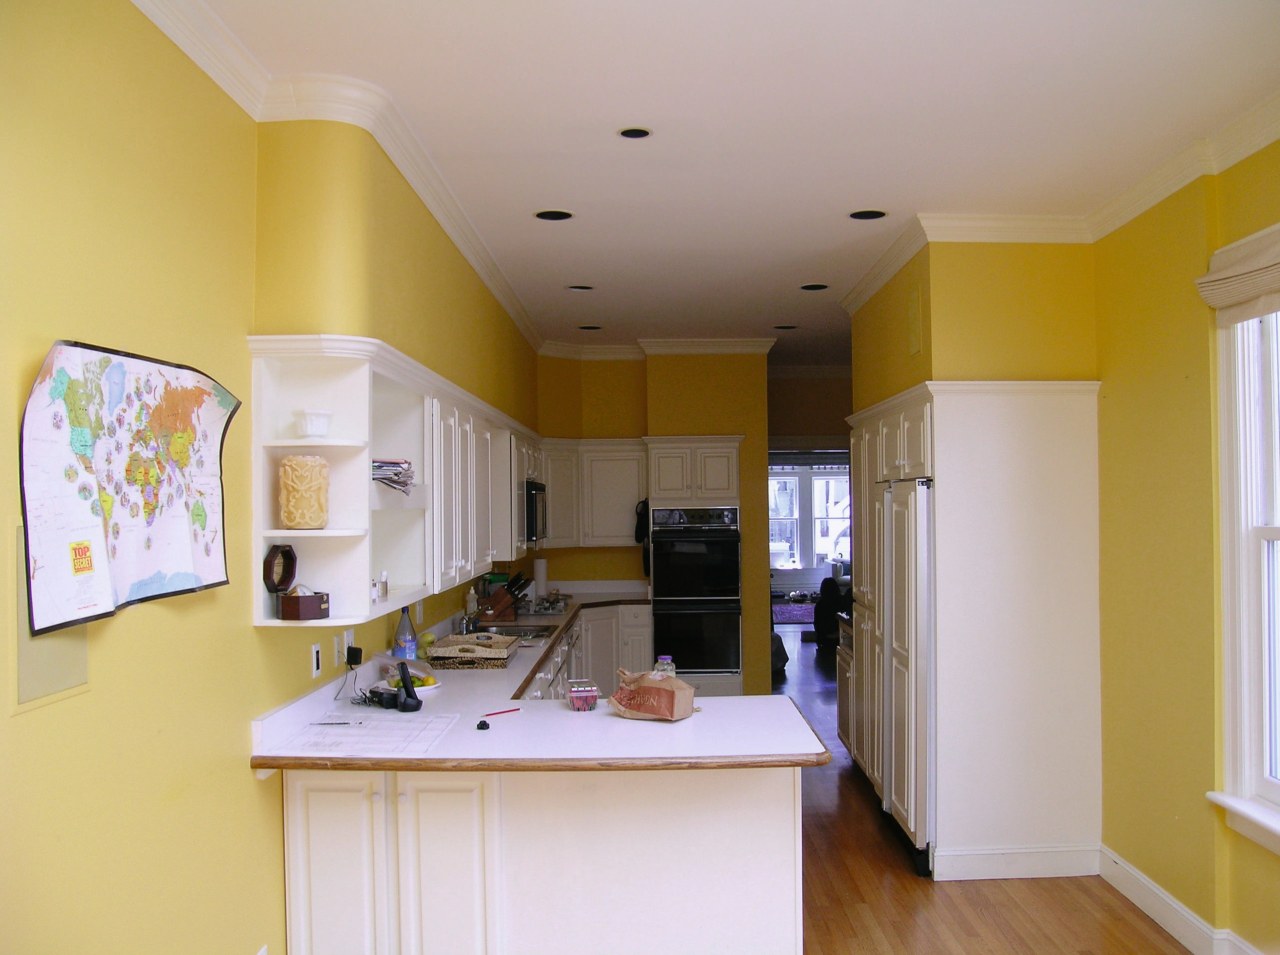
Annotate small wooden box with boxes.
[278,592,329,620]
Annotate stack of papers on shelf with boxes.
[372,459,415,494]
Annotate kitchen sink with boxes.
[474,624,559,639]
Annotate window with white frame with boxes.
[1201,222,1280,856]
[768,464,849,570]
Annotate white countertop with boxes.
[251,599,829,773]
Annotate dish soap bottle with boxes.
[653,654,676,678]
[392,607,417,660]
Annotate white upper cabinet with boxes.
[250,336,434,627]
[540,440,579,550]
[580,441,647,547]
[250,336,535,625]
[876,393,932,482]
[644,436,742,505]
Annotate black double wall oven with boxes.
[650,507,741,673]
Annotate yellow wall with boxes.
[768,373,853,443]
[645,354,772,693]
[930,243,1097,381]
[257,121,537,424]
[849,145,1280,949]
[1202,138,1280,949]
[851,246,932,411]
[1,3,542,951]
[581,359,648,438]
[1,2,278,952]
[1094,178,1220,921]
[537,355,649,583]
[537,355,584,437]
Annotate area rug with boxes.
[771,601,815,625]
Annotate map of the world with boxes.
[21,341,240,635]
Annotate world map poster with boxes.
[20,341,241,635]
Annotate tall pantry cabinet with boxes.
[846,381,1101,881]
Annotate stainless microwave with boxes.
[524,480,547,542]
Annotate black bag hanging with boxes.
[635,498,650,576]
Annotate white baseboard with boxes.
[931,844,1101,881]
[1099,846,1266,955]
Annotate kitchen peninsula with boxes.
[252,597,829,955]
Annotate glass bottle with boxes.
[653,654,676,677]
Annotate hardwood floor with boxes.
[770,624,1189,955]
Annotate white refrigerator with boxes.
[881,477,935,870]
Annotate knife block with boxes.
[476,587,517,622]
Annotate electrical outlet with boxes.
[414,600,424,626]
[310,643,321,678]
[343,629,355,660]
[257,947,268,955]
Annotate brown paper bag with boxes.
[608,668,696,721]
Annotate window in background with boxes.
[768,465,849,570]
[768,475,799,568]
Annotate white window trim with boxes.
[1211,316,1280,857]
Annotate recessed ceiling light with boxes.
[774,324,798,330]
[619,127,651,139]
[800,284,828,291]
[849,210,886,220]
[566,285,594,291]
[578,324,602,331]
[536,210,573,221]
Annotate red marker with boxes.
[482,707,520,717]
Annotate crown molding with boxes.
[538,341,646,361]
[841,217,927,316]
[638,338,775,356]
[916,213,1093,244]
[131,0,268,116]
[132,0,543,353]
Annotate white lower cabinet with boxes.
[580,606,620,695]
[284,770,497,955]
[618,604,653,674]
[835,639,853,755]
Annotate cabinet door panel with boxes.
[583,610,621,695]
[650,447,691,498]
[285,771,393,955]
[581,450,647,546]
[695,446,738,500]
[397,774,496,955]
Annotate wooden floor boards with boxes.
[771,625,1188,955]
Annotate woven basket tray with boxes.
[428,633,520,661]
[430,655,511,670]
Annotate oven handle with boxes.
[651,600,742,615]
[650,528,741,542]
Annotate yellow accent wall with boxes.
[851,246,932,411]
[537,355,649,583]
[1205,138,1280,950]
[1,4,542,951]
[537,355,584,437]
[768,373,853,443]
[850,146,1280,950]
[1,2,278,952]
[1095,178,1220,921]
[257,121,537,425]
[930,243,1097,380]
[581,359,647,438]
[646,354,771,693]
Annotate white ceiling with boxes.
[154,0,1280,366]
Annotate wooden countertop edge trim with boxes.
[249,751,832,772]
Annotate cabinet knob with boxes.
[370,790,383,803]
